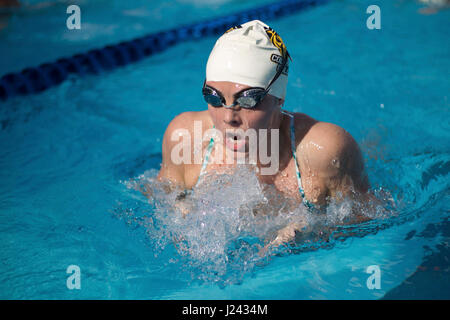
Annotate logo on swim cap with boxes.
[270,54,289,75]
[263,26,288,58]
[224,24,242,34]
[224,23,289,59]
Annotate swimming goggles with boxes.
[202,51,290,109]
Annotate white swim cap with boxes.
[206,20,290,100]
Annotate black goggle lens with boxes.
[203,92,223,107]
[202,86,266,109]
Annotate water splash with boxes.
[116,164,395,285]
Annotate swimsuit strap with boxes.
[197,125,215,185]
[281,110,313,208]
[197,116,314,209]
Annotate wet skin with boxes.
[157,80,370,206]
[154,80,375,247]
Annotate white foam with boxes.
[122,165,393,285]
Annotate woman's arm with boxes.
[262,122,375,252]
[157,113,190,189]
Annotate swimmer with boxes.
[155,20,375,247]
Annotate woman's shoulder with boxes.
[289,111,317,126]
[164,110,211,134]
[287,111,349,146]
[290,111,361,173]
[284,110,317,140]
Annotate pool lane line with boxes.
[0,0,329,102]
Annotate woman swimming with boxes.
[155,20,372,246]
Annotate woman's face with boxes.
[206,81,284,152]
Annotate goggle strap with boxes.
[265,51,290,94]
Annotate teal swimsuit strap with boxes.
[197,118,313,209]
[282,110,314,209]
[197,125,215,184]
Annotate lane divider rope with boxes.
[0,0,328,101]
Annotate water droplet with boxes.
[332,158,340,168]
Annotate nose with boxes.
[222,105,242,127]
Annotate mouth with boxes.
[225,131,246,152]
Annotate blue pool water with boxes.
[0,0,449,299]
